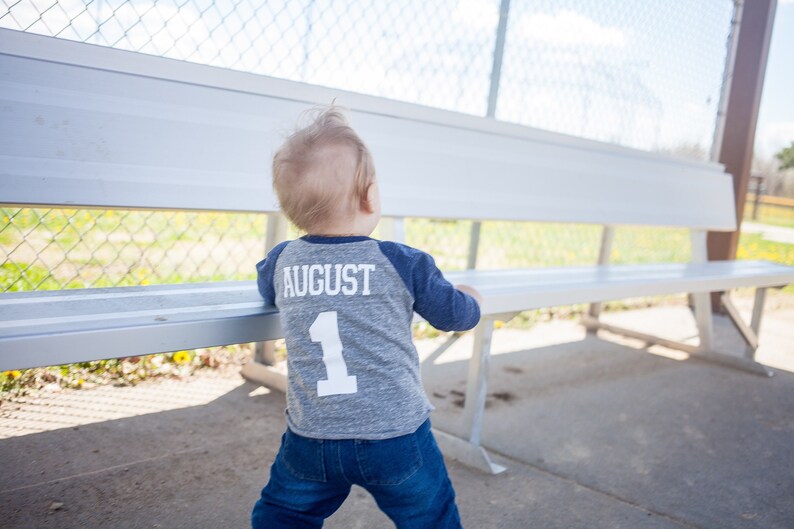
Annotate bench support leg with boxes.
[240,359,287,393]
[586,225,615,335]
[435,319,506,474]
[721,288,768,359]
[252,213,289,367]
[748,287,767,355]
[692,291,715,352]
[254,341,278,365]
[464,320,493,446]
[582,310,773,377]
[432,428,505,475]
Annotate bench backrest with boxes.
[1,29,736,231]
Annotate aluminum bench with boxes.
[2,29,793,475]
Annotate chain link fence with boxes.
[0,208,267,291]
[1,0,765,304]
[497,1,734,156]
[2,0,735,153]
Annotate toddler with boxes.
[251,107,481,529]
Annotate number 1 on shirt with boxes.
[309,311,358,397]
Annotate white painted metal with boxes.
[748,287,768,358]
[240,361,288,394]
[749,287,767,336]
[467,222,482,270]
[255,338,279,366]
[587,225,615,323]
[0,282,281,371]
[2,30,736,229]
[690,230,715,351]
[432,428,506,475]
[379,217,406,243]
[463,320,495,447]
[0,29,725,165]
[720,293,759,350]
[2,29,793,477]
[581,316,773,377]
[265,213,290,252]
[444,261,794,316]
[255,212,291,364]
[6,261,788,373]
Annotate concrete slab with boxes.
[1,301,792,528]
[421,304,794,529]
[1,377,687,529]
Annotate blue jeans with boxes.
[251,419,463,529]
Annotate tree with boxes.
[776,141,794,171]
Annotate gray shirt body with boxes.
[256,235,480,440]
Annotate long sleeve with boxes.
[255,241,290,306]
[377,241,480,332]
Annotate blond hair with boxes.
[272,106,376,232]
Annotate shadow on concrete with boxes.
[424,331,794,529]
[1,328,792,529]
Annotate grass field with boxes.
[2,207,793,292]
[2,207,792,397]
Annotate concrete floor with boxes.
[1,298,792,529]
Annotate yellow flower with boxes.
[172,351,191,365]
[4,370,22,379]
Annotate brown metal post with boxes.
[708,0,777,309]
[708,0,777,261]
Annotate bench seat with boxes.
[447,260,794,314]
[0,282,280,371]
[2,30,793,475]
[3,260,791,371]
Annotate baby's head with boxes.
[272,106,379,235]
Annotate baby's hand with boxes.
[455,284,482,305]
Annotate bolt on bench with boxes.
[2,29,793,474]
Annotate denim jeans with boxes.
[251,419,463,529]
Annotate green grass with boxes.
[2,208,793,399]
[0,262,65,292]
[737,232,794,293]
[744,203,794,229]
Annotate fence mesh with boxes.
[0,208,266,292]
[3,0,780,304]
[2,0,735,154]
[497,1,734,155]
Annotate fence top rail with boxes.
[1,29,736,230]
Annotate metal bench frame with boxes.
[2,29,793,475]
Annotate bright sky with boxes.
[756,0,794,159]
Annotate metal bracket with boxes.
[720,292,759,351]
[433,428,506,474]
[240,360,287,393]
[582,315,773,377]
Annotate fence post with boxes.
[750,174,764,220]
[466,0,512,270]
[707,0,776,261]
[707,0,776,310]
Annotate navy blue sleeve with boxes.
[255,241,290,305]
[378,241,481,332]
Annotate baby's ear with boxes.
[362,182,377,213]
